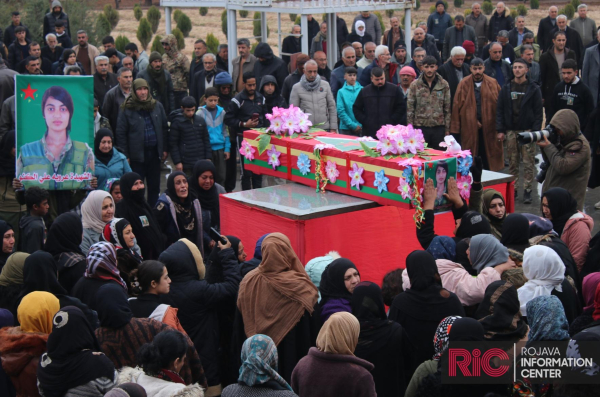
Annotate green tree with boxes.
[295,15,301,25]
[173,9,183,24]
[415,0,421,11]
[253,12,269,42]
[96,14,112,43]
[199,7,208,16]
[516,4,527,16]
[239,10,249,18]
[151,35,164,54]
[177,13,192,37]
[62,0,97,44]
[173,28,185,50]
[104,4,119,29]
[289,14,297,22]
[374,12,385,32]
[137,17,153,50]
[115,35,130,53]
[571,0,581,10]
[23,0,47,43]
[482,1,494,15]
[147,5,161,34]
[564,4,575,19]
[386,10,394,18]
[206,33,220,54]
[510,8,518,19]
[134,6,143,21]
[530,0,539,9]
[221,10,227,37]
[454,0,463,8]
[464,8,472,16]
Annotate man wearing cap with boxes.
[466,3,489,58]
[438,46,471,111]
[330,46,364,98]
[428,1,453,53]
[443,15,477,61]
[282,54,309,103]
[137,51,176,115]
[462,40,476,64]
[399,66,416,98]
[451,57,502,170]
[392,42,411,67]
[382,16,404,53]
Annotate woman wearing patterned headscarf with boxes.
[526,295,571,345]
[101,218,143,295]
[222,334,296,396]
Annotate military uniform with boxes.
[161,34,190,109]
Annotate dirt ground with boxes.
[107,3,600,58]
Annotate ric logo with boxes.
[448,348,511,377]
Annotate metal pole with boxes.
[405,8,412,55]
[227,8,238,74]
[261,12,268,43]
[165,7,172,35]
[330,13,338,69]
[301,14,309,55]
[278,13,282,57]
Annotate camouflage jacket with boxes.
[161,34,190,91]
[406,73,451,132]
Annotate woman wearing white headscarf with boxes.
[518,245,581,324]
[347,20,373,46]
[81,190,115,255]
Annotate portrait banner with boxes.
[16,75,95,190]
[424,157,457,213]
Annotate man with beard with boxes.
[451,58,502,170]
[41,33,63,64]
[161,34,190,109]
[514,32,540,62]
[102,67,133,135]
[232,39,257,93]
[72,30,99,75]
[313,50,331,82]
[260,75,287,115]
[521,44,540,85]
[22,57,41,75]
[353,67,406,138]
[282,25,302,65]
[253,42,288,94]
[190,53,225,106]
[124,42,148,75]
[290,60,337,132]
[43,0,70,39]
[391,42,411,67]
[399,66,416,98]
[137,51,176,115]
[282,54,309,103]
[225,72,265,190]
[19,42,52,75]
[550,14,585,69]
[407,55,451,149]
[330,46,364,97]
[383,17,404,54]
[188,39,207,89]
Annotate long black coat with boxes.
[538,16,557,54]
[438,61,471,108]
[353,82,407,138]
[549,26,585,68]
[190,67,225,106]
[253,43,288,94]
[488,9,514,41]
[539,47,577,105]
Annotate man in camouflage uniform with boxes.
[406,55,451,150]
[161,34,190,109]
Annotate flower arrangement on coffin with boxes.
[360,124,431,160]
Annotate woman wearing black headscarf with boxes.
[389,251,465,367]
[44,212,87,293]
[0,131,24,244]
[37,306,117,396]
[154,171,204,254]
[115,172,164,260]
[319,258,361,323]
[94,283,207,388]
[101,218,143,296]
[0,221,14,269]
[188,160,226,254]
[351,281,415,397]
[94,128,131,192]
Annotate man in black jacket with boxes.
[549,15,585,69]
[353,67,407,138]
[547,58,594,130]
[496,58,543,203]
[438,46,471,111]
[260,75,287,114]
[538,6,558,54]
[169,96,212,176]
[18,42,52,75]
[7,26,30,71]
[41,33,63,64]
[116,79,169,206]
[137,51,176,115]
[93,56,119,110]
[43,0,70,39]
[190,53,225,106]
[306,14,320,44]
[281,25,302,65]
[224,72,266,190]
[281,54,309,105]
[508,15,532,48]
[4,11,30,46]
[102,67,133,136]
[253,43,288,94]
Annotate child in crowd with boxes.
[18,186,49,254]
[336,67,362,136]
[197,87,230,186]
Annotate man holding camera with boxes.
[537,110,591,211]
[496,58,543,204]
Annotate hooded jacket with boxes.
[159,241,241,387]
[548,76,595,130]
[488,8,514,41]
[290,78,338,130]
[169,108,212,168]
[337,81,362,131]
[253,43,288,94]
[161,34,190,92]
[43,0,70,39]
[259,75,287,114]
[561,212,594,272]
[18,215,46,254]
[542,109,591,213]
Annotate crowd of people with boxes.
[0,2,600,397]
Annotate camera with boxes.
[536,161,549,183]
[517,125,557,144]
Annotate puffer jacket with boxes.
[0,327,47,397]
[289,79,338,130]
[197,105,230,153]
[406,73,451,131]
[161,34,190,91]
[253,43,288,94]
[169,108,212,168]
[402,259,501,306]
[561,212,594,272]
[159,241,241,387]
[94,148,131,192]
[337,82,362,131]
[118,367,204,397]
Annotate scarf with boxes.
[518,245,565,316]
[526,295,570,346]
[316,311,360,355]
[482,189,506,231]
[583,273,600,312]
[205,68,217,84]
[426,236,456,260]
[94,128,114,166]
[0,130,15,177]
[469,234,509,273]
[501,213,530,253]
[101,218,143,264]
[17,291,60,334]
[542,187,578,236]
[237,233,318,345]
[0,220,13,265]
[300,74,322,92]
[37,306,116,397]
[475,280,528,341]
[189,160,220,228]
[355,20,366,37]
[0,252,29,287]
[454,238,476,275]
[122,78,157,111]
[21,251,67,297]
[82,190,114,233]
[84,241,128,291]
[238,334,292,390]
[432,316,462,360]
[44,212,84,261]
[96,282,133,328]
[166,171,195,233]
[319,258,359,304]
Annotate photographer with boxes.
[537,109,591,211]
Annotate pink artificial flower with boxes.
[348,163,364,189]
[457,175,472,200]
[376,125,389,141]
[270,107,283,118]
[456,149,473,158]
[297,115,313,133]
[398,177,413,200]
[266,114,283,135]
[397,157,422,167]
[377,137,399,156]
[325,160,340,183]
[282,115,298,135]
[314,143,336,151]
[239,140,256,161]
[405,132,420,154]
[267,145,281,170]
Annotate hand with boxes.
[443,177,463,208]
[245,118,259,128]
[536,134,551,148]
[477,121,482,129]
[209,240,216,250]
[12,178,23,190]
[224,152,230,160]
[217,236,232,250]
[423,178,436,210]
[162,152,168,161]
[495,258,517,274]
[353,126,362,133]
[90,177,98,189]
[497,133,505,142]
[175,163,183,171]
[470,156,483,184]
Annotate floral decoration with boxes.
[457,155,473,176]
[373,169,390,194]
[457,175,473,200]
[375,124,425,156]
[402,166,414,184]
[297,153,311,175]
[266,104,312,136]
[348,163,364,190]
[267,145,281,170]
[239,140,255,161]
[398,177,413,200]
[325,160,339,183]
